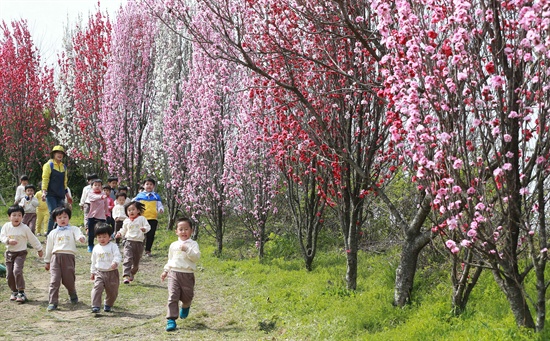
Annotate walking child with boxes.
[115,201,150,284]
[18,184,39,234]
[79,173,98,227]
[117,186,132,204]
[90,222,122,313]
[0,205,44,303]
[107,176,118,201]
[133,177,164,257]
[86,179,109,252]
[35,182,49,236]
[44,206,86,311]
[14,175,29,205]
[112,193,128,244]
[161,217,201,331]
[103,185,115,235]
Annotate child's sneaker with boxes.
[104,305,111,312]
[15,292,27,303]
[10,292,18,301]
[70,293,79,304]
[123,277,130,284]
[179,306,190,319]
[166,319,176,331]
[87,246,93,253]
[47,304,57,311]
[91,307,100,313]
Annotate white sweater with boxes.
[44,225,85,263]
[0,222,43,252]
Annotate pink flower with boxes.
[541,248,548,253]
[508,111,519,118]
[493,168,503,177]
[503,134,512,142]
[452,186,462,194]
[453,159,463,169]
[529,230,535,236]
[446,240,456,249]
[519,187,530,196]
[460,240,472,248]
[490,75,504,88]
[451,246,460,254]
[467,229,477,238]
[502,163,512,171]
[467,187,476,195]
[475,202,486,211]
[536,156,546,164]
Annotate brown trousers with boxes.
[166,271,195,319]
[22,213,37,234]
[5,250,28,291]
[122,240,144,279]
[91,269,120,308]
[48,253,76,304]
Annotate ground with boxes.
[0,231,267,341]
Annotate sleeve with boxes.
[18,198,25,207]
[142,217,151,233]
[44,232,54,263]
[0,224,8,244]
[64,165,69,193]
[14,187,25,204]
[79,187,88,206]
[72,226,85,243]
[104,198,110,214]
[112,244,122,265]
[90,249,97,273]
[87,192,102,203]
[30,197,39,208]
[119,219,129,237]
[156,196,164,212]
[42,161,52,192]
[27,228,43,252]
[186,241,201,263]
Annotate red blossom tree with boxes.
[0,20,55,182]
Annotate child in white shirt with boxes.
[90,222,122,313]
[18,184,39,234]
[161,217,200,331]
[44,206,86,311]
[0,205,43,303]
[112,193,128,244]
[13,175,29,205]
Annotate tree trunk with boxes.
[393,242,421,306]
[346,249,358,290]
[492,269,535,329]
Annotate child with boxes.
[0,205,44,303]
[86,179,109,253]
[18,184,39,234]
[107,176,118,201]
[44,206,86,311]
[112,193,128,244]
[103,185,115,235]
[161,217,201,331]
[115,201,150,284]
[14,175,29,205]
[35,182,49,236]
[117,185,132,204]
[133,177,164,257]
[79,173,98,227]
[90,222,122,313]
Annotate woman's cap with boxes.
[51,145,66,157]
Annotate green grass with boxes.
[0,207,549,340]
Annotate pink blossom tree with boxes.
[0,20,55,181]
[101,0,158,192]
[378,0,550,329]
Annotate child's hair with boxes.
[19,175,29,181]
[95,222,113,237]
[51,206,72,220]
[116,192,127,199]
[142,177,156,186]
[107,176,119,182]
[176,217,194,229]
[7,205,25,216]
[91,178,103,185]
[24,184,36,191]
[118,185,128,191]
[138,185,144,192]
[102,184,112,191]
[87,173,98,181]
[125,201,145,216]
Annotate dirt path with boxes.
[0,236,264,341]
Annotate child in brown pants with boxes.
[44,206,86,311]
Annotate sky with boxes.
[0,0,127,66]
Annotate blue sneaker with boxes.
[87,246,93,252]
[166,319,176,331]
[104,305,111,312]
[179,306,190,319]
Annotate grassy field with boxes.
[0,208,549,340]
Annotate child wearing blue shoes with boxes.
[160,217,200,331]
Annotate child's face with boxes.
[21,180,29,186]
[9,211,23,226]
[176,221,193,241]
[96,233,111,246]
[116,197,125,205]
[108,180,118,189]
[103,188,111,196]
[143,181,154,192]
[25,188,35,196]
[127,205,139,219]
[55,212,70,227]
[92,182,102,192]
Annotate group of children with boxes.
[2,176,201,332]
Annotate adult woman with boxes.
[41,145,73,234]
